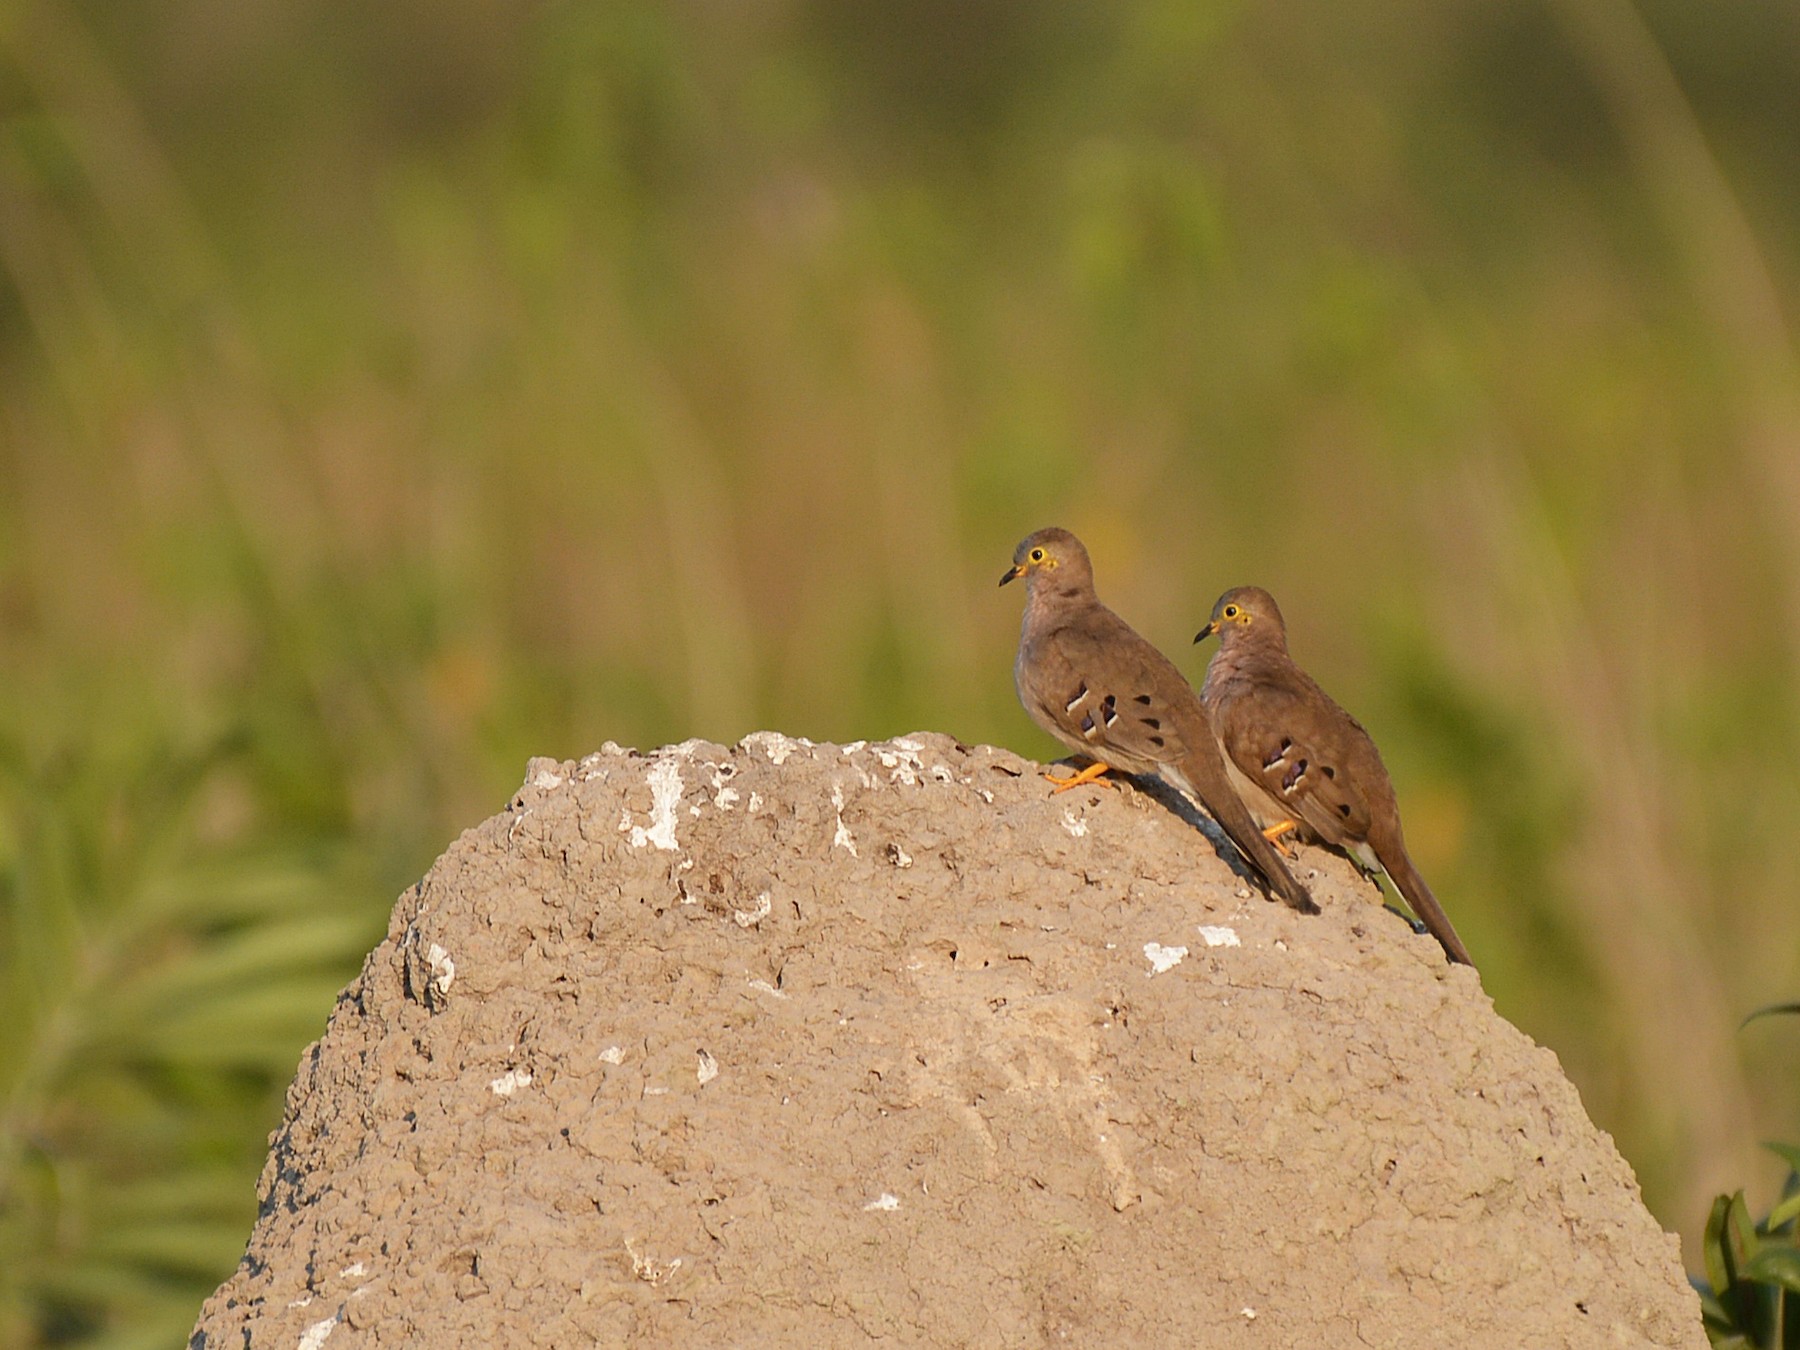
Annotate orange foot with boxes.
[1044,761,1115,794]
[1262,819,1300,858]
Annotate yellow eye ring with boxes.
[1029,548,1046,563]
[1223,604,1240,619]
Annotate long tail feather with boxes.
[1169,746,1319,915]
[1380,845,1475,967]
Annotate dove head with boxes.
[999,527,1095,597]
[1195,585,1289,651]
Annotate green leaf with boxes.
[1770,1191,1800,1233]
[1727,1191,1761,1269]
[1715,1192,1764,1332]
[1704,1192,1735,1297]
[1763,1142,1800,1178]
[1693,1282,1739,1330]
[1743,1243,1800,1293]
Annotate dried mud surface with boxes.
[191,732,1704,1349]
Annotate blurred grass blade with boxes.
[1742,1004,1800,1030]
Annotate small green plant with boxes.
[1695,1006,1800,1349]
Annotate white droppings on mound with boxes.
[623,758,684,851]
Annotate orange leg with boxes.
[1044,761,1115,793]
[1262,819,1300,857]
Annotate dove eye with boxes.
[1223,604,1240,619]
[1029,548,1046,563]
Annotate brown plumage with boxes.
[1195,585,1475,967]
[1000,529,1317,914]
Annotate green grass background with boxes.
[3,0,1799,1343]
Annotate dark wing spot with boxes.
[1321,764,1336,779]
[1263,736,1293,770]
[1133,694,1152,705]
[1282,758,1309,792]
[1338,802,1352,818]
[1080,713,1096,734]
[1147,735,1165,748]
[1139,717,1160,730]
[1101,694,1118,726]
[1064,684,1088,713]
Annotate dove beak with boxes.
[1194,620,1219,643]
[999,564,1024,587]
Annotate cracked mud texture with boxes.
[190,732,1704,1349]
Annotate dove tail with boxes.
[1169,750,1319,915]
[1378,844,1475,967]
[1228,802,1319,915]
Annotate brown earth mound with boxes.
[190,732,1703,1348]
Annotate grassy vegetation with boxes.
[1696,1008,1800,1348]
[2,1,1798,1343]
